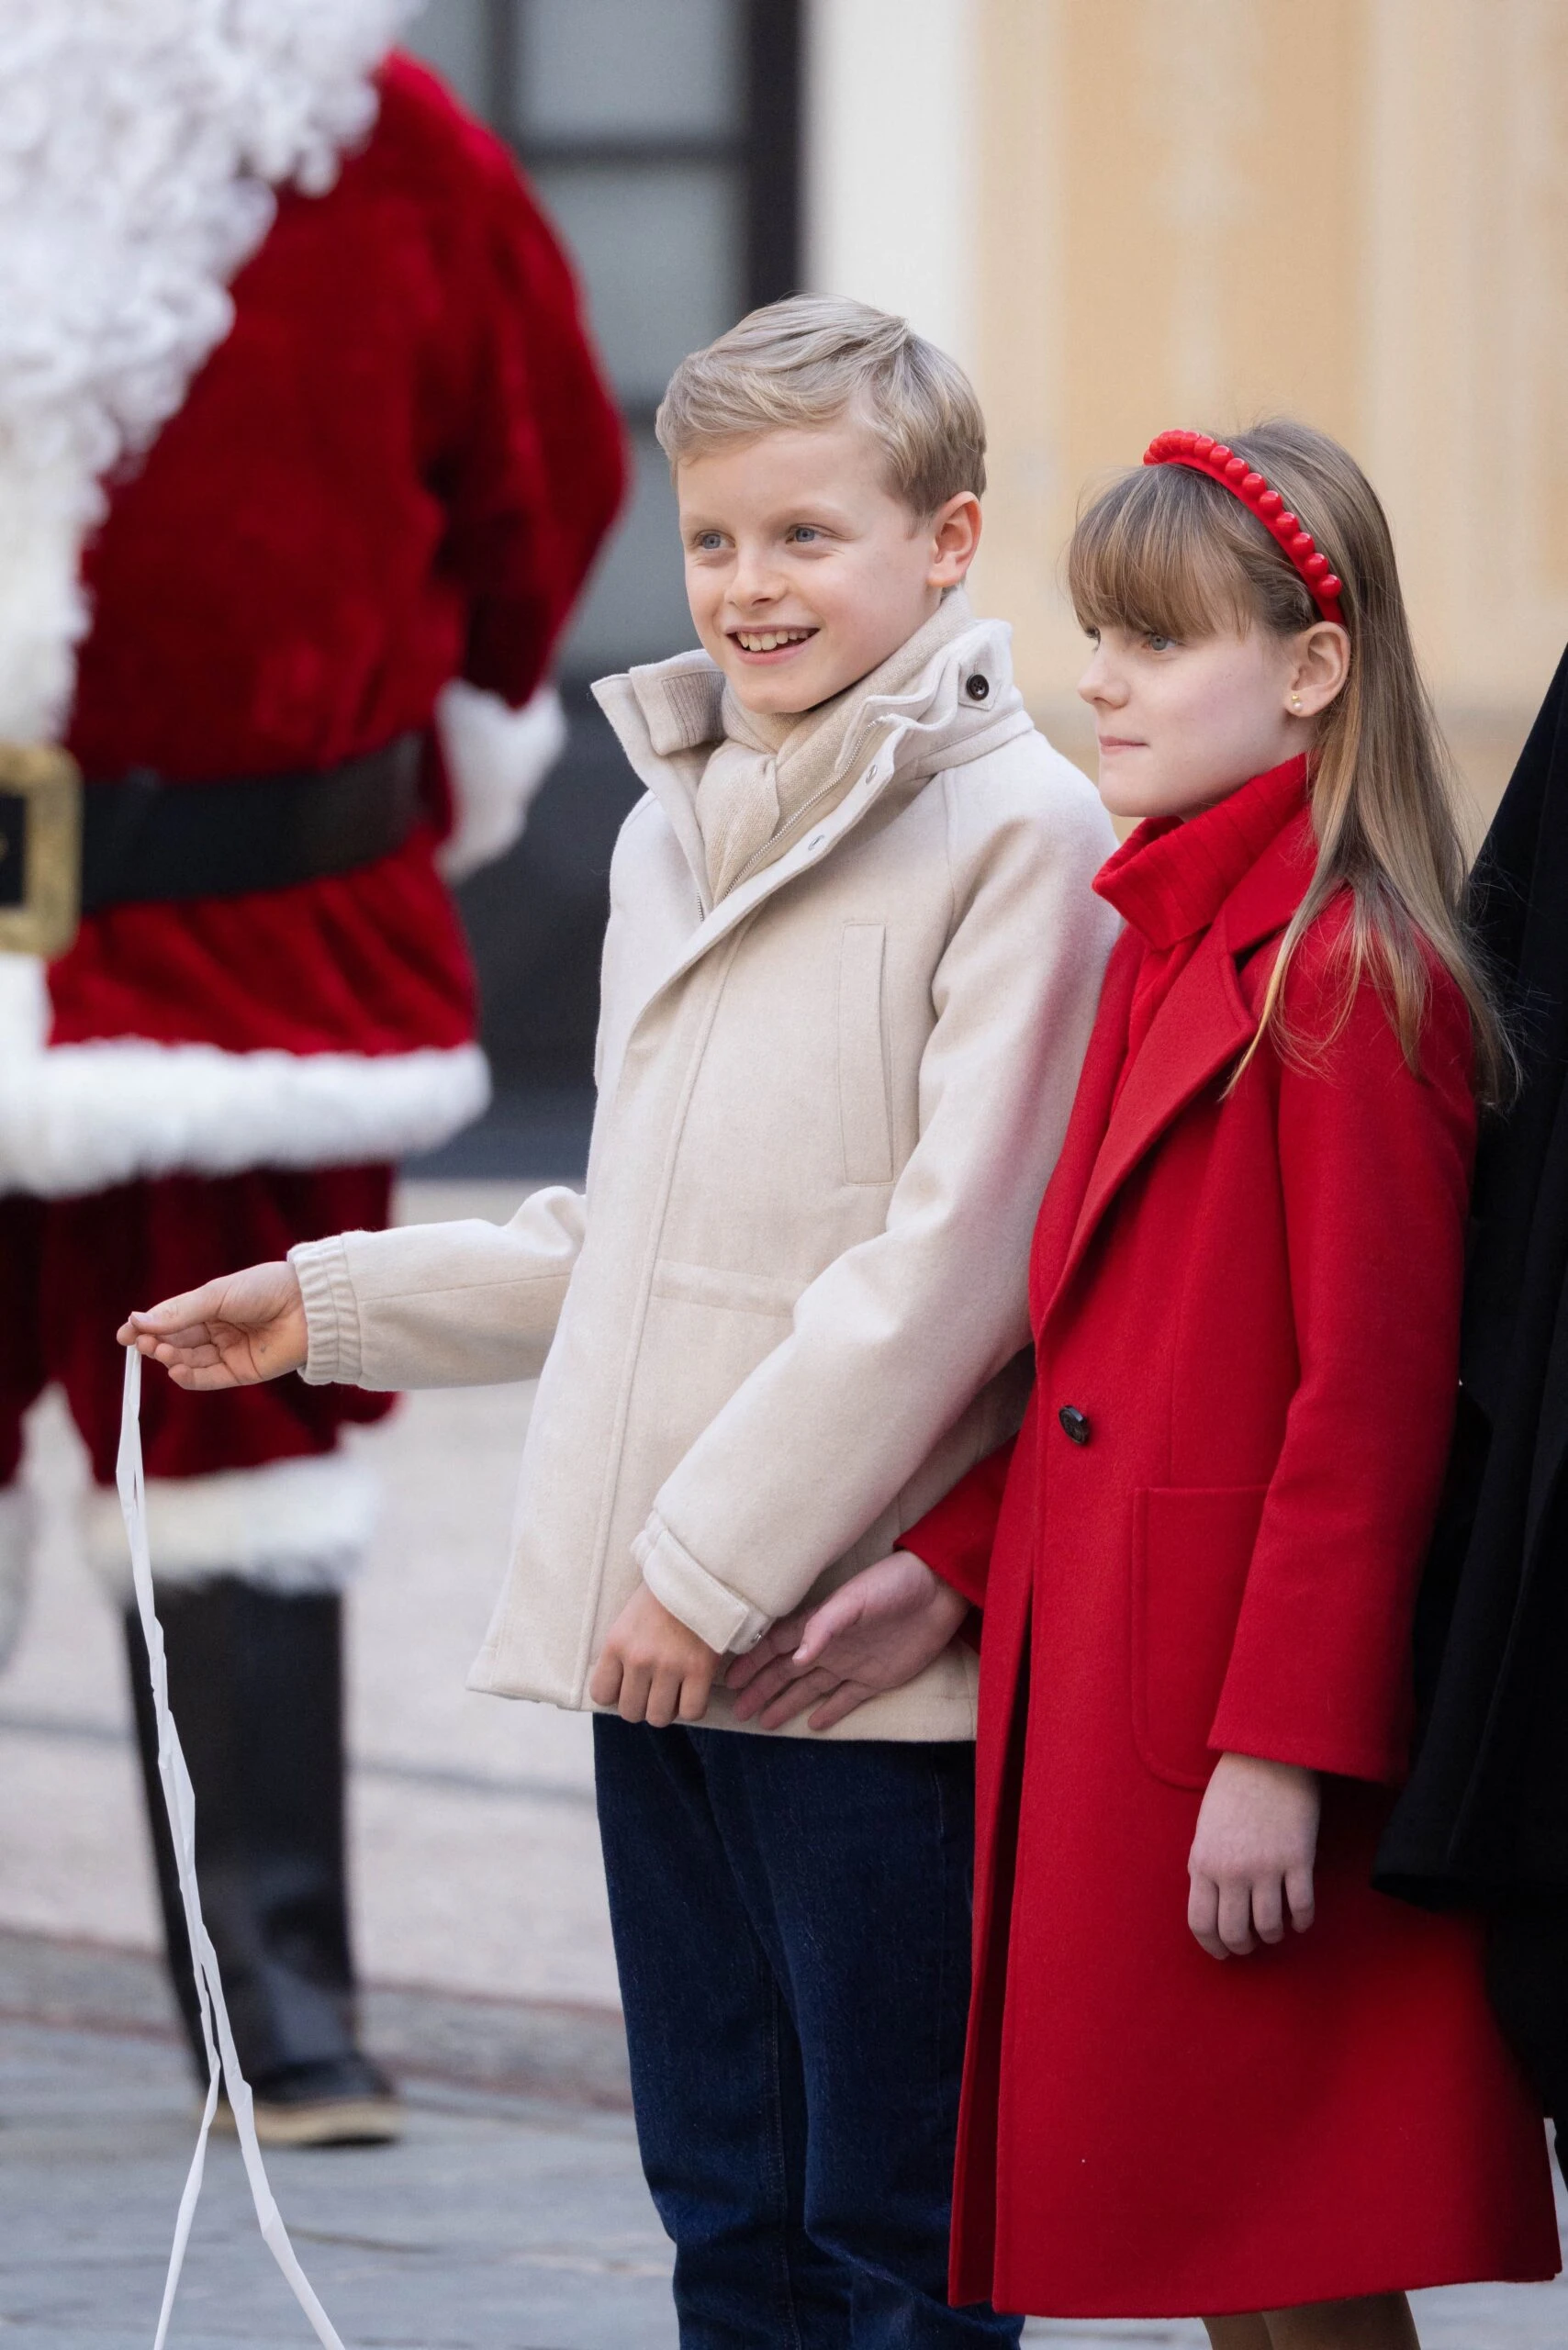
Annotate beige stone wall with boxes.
[967,0,1568,832]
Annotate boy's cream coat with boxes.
[292,618,1117,1738]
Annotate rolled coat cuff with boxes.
[1205,1699,1408,1789]
[898,1435,1017,1609]
[289,1235,363,1386]
[633,1511,771,1656]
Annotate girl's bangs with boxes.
[1067,469,1255,643]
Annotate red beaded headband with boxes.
[1142,430,1345,626]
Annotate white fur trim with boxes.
[84,1451,380,1599]
[0,1013,490,1196]
[0,0,412,740]
[435,680,568,881]
[0,1488,39,1673]
[0,956,49,1057]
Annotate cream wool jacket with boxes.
[291,617,1118,1739]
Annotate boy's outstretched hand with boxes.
[1186,1752,1319,1960]
[589,1584,721,1728]
[725,1550,969,1732]
[118,1261,308,1390]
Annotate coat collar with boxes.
[590,615,1034,1018]
[1093,755,1311,946]
[1036,778,1320,1333]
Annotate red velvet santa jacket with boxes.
[0,55,623,1198]
[902,760,1556,2315]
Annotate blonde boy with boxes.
[125,299,1116,2344]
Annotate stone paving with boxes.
[3,1995,1565,2349]
[0,2010,674,2350]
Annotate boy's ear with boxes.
[928,491,982,588]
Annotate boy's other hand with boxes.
[1186,1752,1319,1960]
[589,1583,720,1729]
[725,1551,969,1732]
[118,1262,307,1390]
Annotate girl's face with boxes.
[1077,621,1346,823]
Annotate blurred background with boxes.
[6,17,1568,2337]
[408,0,1568,1173]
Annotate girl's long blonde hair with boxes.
[1068,419,1512,1103]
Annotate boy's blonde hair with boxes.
[655,296,986,515]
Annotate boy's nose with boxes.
[729,562,782,609]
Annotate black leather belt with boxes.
[74,733,425,913]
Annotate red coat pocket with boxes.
[1131,1484,1270,1787]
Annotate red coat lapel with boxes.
[1034,808,1317,1336]
[1027,934,1138,1329]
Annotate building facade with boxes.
[408,0,1568,1089]
[806,0,1568,824]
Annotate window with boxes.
[403,0,803,1107]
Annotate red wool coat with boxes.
[908,758,1560,2319]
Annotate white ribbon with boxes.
[117,1348,349,2350]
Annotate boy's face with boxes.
[677,420,980,715]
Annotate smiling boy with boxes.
[123,299,1115,2345]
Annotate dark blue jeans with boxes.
[593,1718,1022,2350]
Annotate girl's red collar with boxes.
[1092,754,1312,948]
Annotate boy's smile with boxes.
[677,420,980,716]
[729,622,819,663]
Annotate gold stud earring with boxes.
[1290,694,1303,712]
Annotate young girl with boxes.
[728,420,1562,2343]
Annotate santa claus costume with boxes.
[0,5,622,2139]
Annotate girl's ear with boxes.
[1287,621,1350,719]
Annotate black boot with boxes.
[124,1579,399,2144]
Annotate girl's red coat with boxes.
[909,761,1559,2319]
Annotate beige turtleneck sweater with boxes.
[693,590,978,903]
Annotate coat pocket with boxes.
[837,921,894,1185]
[1131,1484,1270,1788]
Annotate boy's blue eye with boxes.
[1145,632,1177,653]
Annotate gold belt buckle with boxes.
[0,743,82,957]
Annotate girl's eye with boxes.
[788,526,820,543]
[695,532,725,552]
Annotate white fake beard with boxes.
[0,0,415,744]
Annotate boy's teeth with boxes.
[738,630,811,651]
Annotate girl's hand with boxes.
[1187,1752,1319,1960]
[724,1550,969,1731]
[589,1583,720,1728]
[118,1262,308,1389]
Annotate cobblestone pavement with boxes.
[0,2009,674,2350]
[3,1997,1565,2350]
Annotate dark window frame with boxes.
[483,0,801,317]
[428,1,807,1108]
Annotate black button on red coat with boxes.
[1058,1406,1091,1446]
